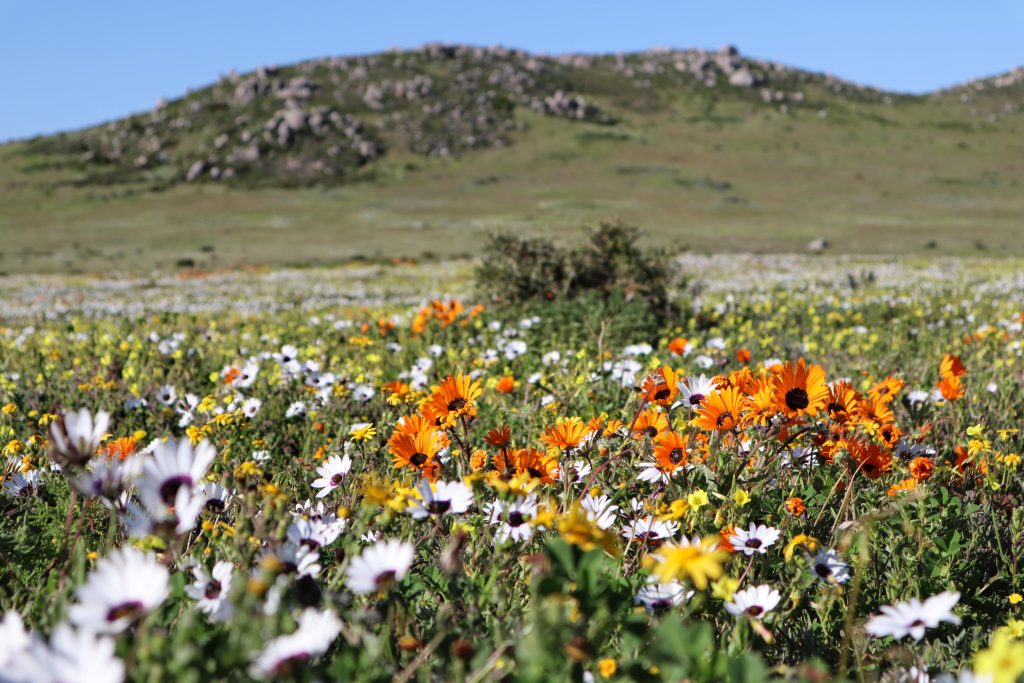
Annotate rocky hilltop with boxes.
[20,43,912,188]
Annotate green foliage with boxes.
[475,221,681,336]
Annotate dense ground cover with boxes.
[1,257,1023,681]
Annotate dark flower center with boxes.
[669,448,684,465]
[716,411,734,428]
[205,498,226,511]
[427,500,452,515]
[205,580,222,599]
[688,393,705,406]
[271,653,311,677]
[160,475,193,504]
[447,397,467,412]
[508,511,525,526]
[814,563,832,578]
[527,467,545,479]
[375,570,397,590]
[745,538,763,549]
[330,473,343,486]
[106,600,144,623]
[785,388,810,411]
[643,426,659,438]
[410,452,428,466]
[653,387,671,400]
[746,605,764,616]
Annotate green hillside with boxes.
[1,44,1022,273]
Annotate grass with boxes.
[1,94,1023,274]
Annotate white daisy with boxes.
[864,591,961,641]
[241,397,262,418]
[486,496,538,543]
[9,623,125,683]
[676,374,717,411]
[48,408,110,467]
[200,482,236,513]
[725,584,781,619]
[345,539,415,594]
[635,580,692,612]
[728,523,781,556]
[311,454,352,498]
[286,516,345,548]
[135,439,215,534]
[249,609,342,679]
[285,401,307,419]
[809,549,851,585]
[72,455,142,503]
[275,542,322,578]
[621,516,678,545]
[68,546,170,634]
[406,480,474,519]
[155,385,177,406]
[3,469,41,497]
[185,561,234,622]
[580,493,619,529]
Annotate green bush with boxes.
[474,220,682,331]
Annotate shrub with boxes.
[474,220,681,331]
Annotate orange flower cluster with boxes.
[937,353,967,401]
[411,299,484,335]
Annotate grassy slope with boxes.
[1,80,1022,274]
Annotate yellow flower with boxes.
[1,403,16,415]
[974,630,1024,683]
[3,439,25,456]
[1010,593,1023,606]
[349,422,377,442]
[783,534,820,562]
[647,536,726,589]
[711,576,740,602]
[557,504,617,554]
[598,658,617,678]
[732,489,751,507]
[686,489,710,511]
[1003,618,1024,639]
[966,424,985,437]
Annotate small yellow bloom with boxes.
[598,658,617,678]
[783,534,820,562]
[711,576,740,602]
[1010,593,1023,606]
[686,489,710,511]
[349,422,377,442]
[646,536,726,589]
[732,489,751,507]
[1,403,16,415]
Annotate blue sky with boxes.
[2,0,1022,141]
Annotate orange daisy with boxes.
[421,373,483,428]
[641,366,679,406]
[773,358,829,419]
[695,387,746,432]
[652,431,689,473]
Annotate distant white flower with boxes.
[486,496,538,543]
[155,385,177,406]
[635,580,692,612]
[346,539,415,594]
[907,390,930,407]
[286,516,345,548]
[3,469,41,497]
[69,546,170,634]
[865,591,961,641]
[241,397,262,418]
[504,340,528,360]
[427,344,445,357]
[185,561,234,622]
[762,358,783,371]
[311,454,352,498]
[729,523,781,556]
[249,609,342,679]
[694,354,715,369]
[725,584,781,619]
[809,549,851,584]
[285,401,307,419]
[407,480,474,519]
[623,343,653,356]
[73,455,142,502]
[49,408,110,467]
[986,381,998,393]
[542,351,561,366]
[621,516,678,545]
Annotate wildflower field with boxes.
[1,245,1023,682]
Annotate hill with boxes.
[1,44,1023,273]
